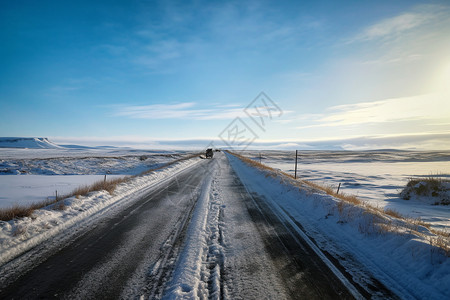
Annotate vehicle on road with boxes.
[206,148,214,158]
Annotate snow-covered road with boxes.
[1,152,438,299]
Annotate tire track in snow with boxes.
[125,182,200,299]
[162,158,229,299]
[162,166,214,299]
[203,177,227,300]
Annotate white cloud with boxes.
[359,13,427,41]
[296,93,450,129]
[348,5,447,43]
[324,93,449,126]
[113,102,247,120]
[113,99,293,121]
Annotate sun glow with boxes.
[435,60,450,93]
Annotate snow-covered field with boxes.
[0,175,125,208]
[0,148,186,175]
[242,150,450,230]
[0,147,190,208]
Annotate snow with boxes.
[0,157,202,266]
[243,150,450,230]
[0,137,62,149]
[0,150,185,175]
[163,169,213,299]
[1,148,448,298]
[211,155,293,299]
[400,180,450,205]
[0,175,125,208]
[0,147,188,208]
[163,153,291,299]
[226,152,450,299]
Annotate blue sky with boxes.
[1,0,449,150]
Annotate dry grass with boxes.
[13,224,27,237]
[402,176,450,204]
[407,176,449,187]
[0,153,200,222]
[429,235,450,257]
[227,150,450,256]
[70,177,127,197]
[0,177,127,222]
[384,208,402,218]
[54,200,67,211]
[0,199,56,221]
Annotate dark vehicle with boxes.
[206,148,214,158]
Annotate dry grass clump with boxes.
[429,235,450,257]
[70,177,127,197]
[384,208,402,218]
[0,203,40,221]
[407,176,448,188]
[401,176,450,204]
[227,150,450,256]
[12,224,27,237]
[0,177,128,222]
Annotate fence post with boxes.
[294,150,298,179]
[55,190,58,201]
[337,183,341,195]
[104,174,107,183]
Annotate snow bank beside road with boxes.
[226,152,450,299]
[0,157,201,266]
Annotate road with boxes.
[0,152,376,299]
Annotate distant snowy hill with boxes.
[0,137,62,149]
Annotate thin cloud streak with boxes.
[347,4,444,44]
[296,93,450,129]
[113,102,247,120]
[358,13,427,41]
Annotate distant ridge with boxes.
[0,137,62,149]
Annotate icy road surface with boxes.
[0,152,397,299]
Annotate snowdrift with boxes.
[0,137,62,149]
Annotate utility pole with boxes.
[294,150,298,179]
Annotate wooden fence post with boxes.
[294,150,298,179]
